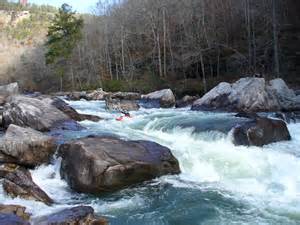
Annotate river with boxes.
[1,99,300,225]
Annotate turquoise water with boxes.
[1,100,300,225]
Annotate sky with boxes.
[28,0,99,13]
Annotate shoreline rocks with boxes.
[192,77,300,112]
[3,95,80,131]
[232,117,291,146]
[175,95,198,108]
[59,136,180,194]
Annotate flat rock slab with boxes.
[59,136,180,194]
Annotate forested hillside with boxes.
[0,0,299,95]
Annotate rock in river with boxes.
[0,82,19,96]
[232,117,291,146]
[3,95,80,131]
[0,204,31,221]
[0,125,56,167]
[142,89,176,108]
[0,164,53,205]
[59,136,180,194]
[0,213,29,225]
[34,206,108,225]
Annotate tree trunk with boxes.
[272,0,280,77]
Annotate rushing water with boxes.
[1,100,300,225]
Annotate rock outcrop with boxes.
[34,206,108,225]
[232,117,291,146]
[0,164,53,205]
[110,92,141,100]
[59,136,180,194]
[192,78,300,112]
[142,89,176,108]
[0,125,56,167]
[3,95,79,131]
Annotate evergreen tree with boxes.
[45,3,83,91]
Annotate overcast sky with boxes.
[28,0,99,13]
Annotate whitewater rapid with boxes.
[1,100,300,225]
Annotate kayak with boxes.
[116,115,132,121]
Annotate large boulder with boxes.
[59,136,180,194]
[3,95,79,131]
[175,95,198,108]
[232,117,291,146]
[105,98,140,111]
[0,83,19,96]
[142,89,175,108]
[0,125,56,167]
[42,97,101,122]
[0,213,29,225]
[192,77,300,112]
[34,206,108,225]
[0,164,53,205]
[0,204,30,221]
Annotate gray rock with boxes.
[0,83,19,96]
[232,117,291,146]
[3,95,77,131]
[59,136,180,194]
[106,98,140,111]
[86,89,108,101]
[42,97,101,122]
[142,89,175,108]
[192,77,299,112]
[0,125,56,167]
[67,91,87,101]
[110,92,141,100]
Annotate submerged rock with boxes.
[142,89,175,108]
[34,206,108,225]
[232,117,291,146]
[0,213,30,225]
[106,98,140,111]
[175,95,198,108]
[0,164,53,205]
[0,83,19,96]
[3,95,80,131]
[0,204,30,221]
[0,125,56,167]
[59,136,180,194]
[192,77,300,112]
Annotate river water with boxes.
[1,100,300,225]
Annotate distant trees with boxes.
[45,4,83,90]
